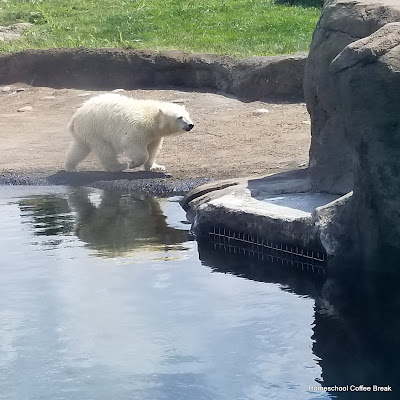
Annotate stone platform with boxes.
[181,169,352,257]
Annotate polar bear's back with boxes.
[76,93,162,116]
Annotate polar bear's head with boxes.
[158,102,194,135]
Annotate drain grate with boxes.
[208,226,327,274]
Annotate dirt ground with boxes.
[0,84,311,180]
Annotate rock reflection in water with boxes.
[313,258,400,399]
[198,241,400,399]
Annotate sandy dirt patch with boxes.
[0,84,311,180]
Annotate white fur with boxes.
[64,93,194,172]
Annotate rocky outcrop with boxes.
[303,0,400,256]
[185,0,400,261]
[331,21,400,254]
[304,0,400,194]
[0,48,306,101]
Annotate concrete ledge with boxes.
[182,169,352,256]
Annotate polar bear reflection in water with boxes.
[67,188,189,258]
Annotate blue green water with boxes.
[0,186,398,400]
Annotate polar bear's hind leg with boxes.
[126,144,149,169]
[64,140,91,172]
[91,142,126,172]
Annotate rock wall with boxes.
[304,0,400,254]
[0,48,306,101]
[304,0,400,194]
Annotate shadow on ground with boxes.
[47,170,170,186]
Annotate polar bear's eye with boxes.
[177,116,183,120]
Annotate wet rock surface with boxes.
[0,171,212,197]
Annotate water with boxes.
[0,187,398,400]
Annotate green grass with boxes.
[0,0,321,56]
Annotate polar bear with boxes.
[64,93,194,172]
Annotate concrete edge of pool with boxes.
[181,169,353,259]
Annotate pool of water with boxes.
[0,186,399,400]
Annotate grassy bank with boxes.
[0,0,321,56]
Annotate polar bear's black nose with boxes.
[188,123,194,130]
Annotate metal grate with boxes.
[208,226,327,274]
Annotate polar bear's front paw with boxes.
[149,163,166,172]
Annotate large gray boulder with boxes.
[304,0,400,194]
[331,22,400,253]
[304,0,400,255]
